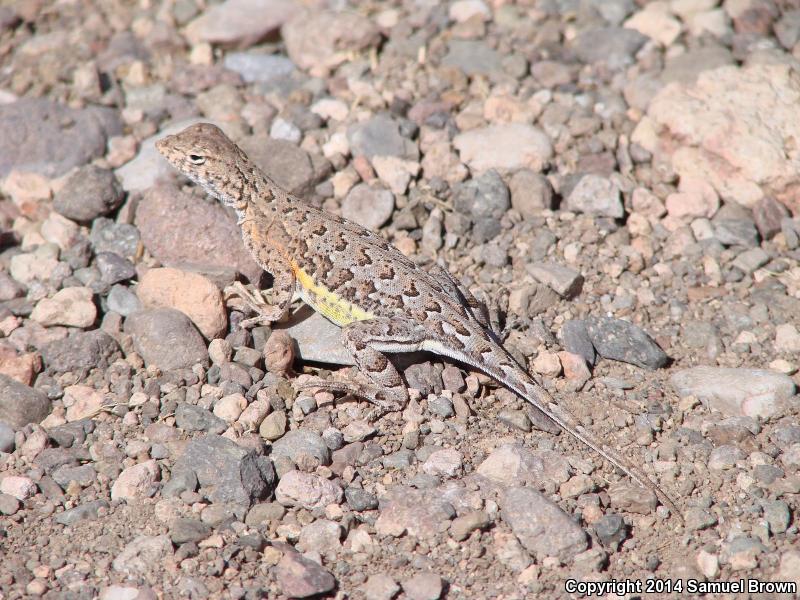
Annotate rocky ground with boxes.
[1,0,800,598]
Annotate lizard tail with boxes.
[478,359,683,523]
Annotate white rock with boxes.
[0,475,37,500]
[31,287,96,328]
[111,460,160,501]
[453,124,552,172]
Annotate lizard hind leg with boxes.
[298,317,429,418]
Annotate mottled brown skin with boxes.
[156,123,681,520]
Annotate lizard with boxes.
[156,122,681,520]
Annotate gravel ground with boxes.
[1,0,800,598]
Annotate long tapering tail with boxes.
[478,357,683,522]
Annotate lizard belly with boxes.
[291,262,374,326]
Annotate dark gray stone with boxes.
[0,421,15,453]
[95,252,136,284]
[52,464,97,488]
[452,170,510,243]
[54,499,109,525]
[404,362,443,397]
[106,285,142,317]
[585,316,668,370]
[561,319,596,366]
[175,403,227,434]
[345,487,378,511]
[124,308,209,371]
[53,165,124,223]
[172,434,275,506]
[0,375,50,428]
[594,514,627,551]
[162,468,198,498]
[169,517,211,544]
[0,98,121,178]
[41,330,121,373]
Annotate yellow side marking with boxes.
[291,261,374,327]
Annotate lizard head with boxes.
[156,122,251,211]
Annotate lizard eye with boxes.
[188,154,206,165]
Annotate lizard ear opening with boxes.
[188,154,206,165]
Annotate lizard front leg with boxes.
[300,317,428,415]
[226,263,296,328]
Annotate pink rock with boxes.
[30,287,96,328]
[185,0,300,47]
[0,475,37,500]
[137,268,227,340]
[111,460,160,501]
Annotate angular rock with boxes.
[112,535,173,575]
[347,114,419,161]
[41,330,121,373]
[670,366,795,419]
[172,434,275,506]
[375,486,455,539]
[565,174,624,218]
[585,316,668,370]
[442,40,502,76]
[527,262,584,298]
[0,374,50,428]
[124,309,209,371]
[274,470,343,509]
[275,551,336,598]
[111,459,160,501]
[500,487,588,560]
[454,124,552,172]
[271,429,331,466]
[239,136,317,197]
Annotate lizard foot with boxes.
[296,376,404,420]
[224,281,285,328]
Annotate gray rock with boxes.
[684,507,718,532]
[172,434,275,506]
[661,46,734,85]
[275,551,336,598]
[297,519,342,553]
[361,574,400,600]
[713,217,759,247]
[223,52,295,84]
[732,247,770,273]
[41,329,121,373]
[442,40,503,76]
[527,262,584,298]
[90,218,141,259]
[53,166,124,223]
[452,170,510,242]
[585,316,668,369]
[175,404,227,434]
[708,445,743,470]
[571,26,647,68]
[347,114,419,160]
[0,271,25,302]
[345,487,378,511]
[276,306,354,366]
[775,10,800,49]
[54,499,109,525]
[96,252,136,284]
[0,375,50,428]
[271,429,331,466]
[124,309,209,371]
[162,469,198,498]
[500,487,588,560]
[169,518,211,544]
[763,500,790,534]
[404,362,443,397]
[0,421,15,453]
[0,98,121,178]
[565,174,624,218]
[560,319,596,366]
[341,183,395,231]
[52,464,97,487]
[0,493,20,516]
[594,514,627,551]
[239,136,317,197]
[428,396,454,419]
[107,285,142,316]
[670,366,795,419]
